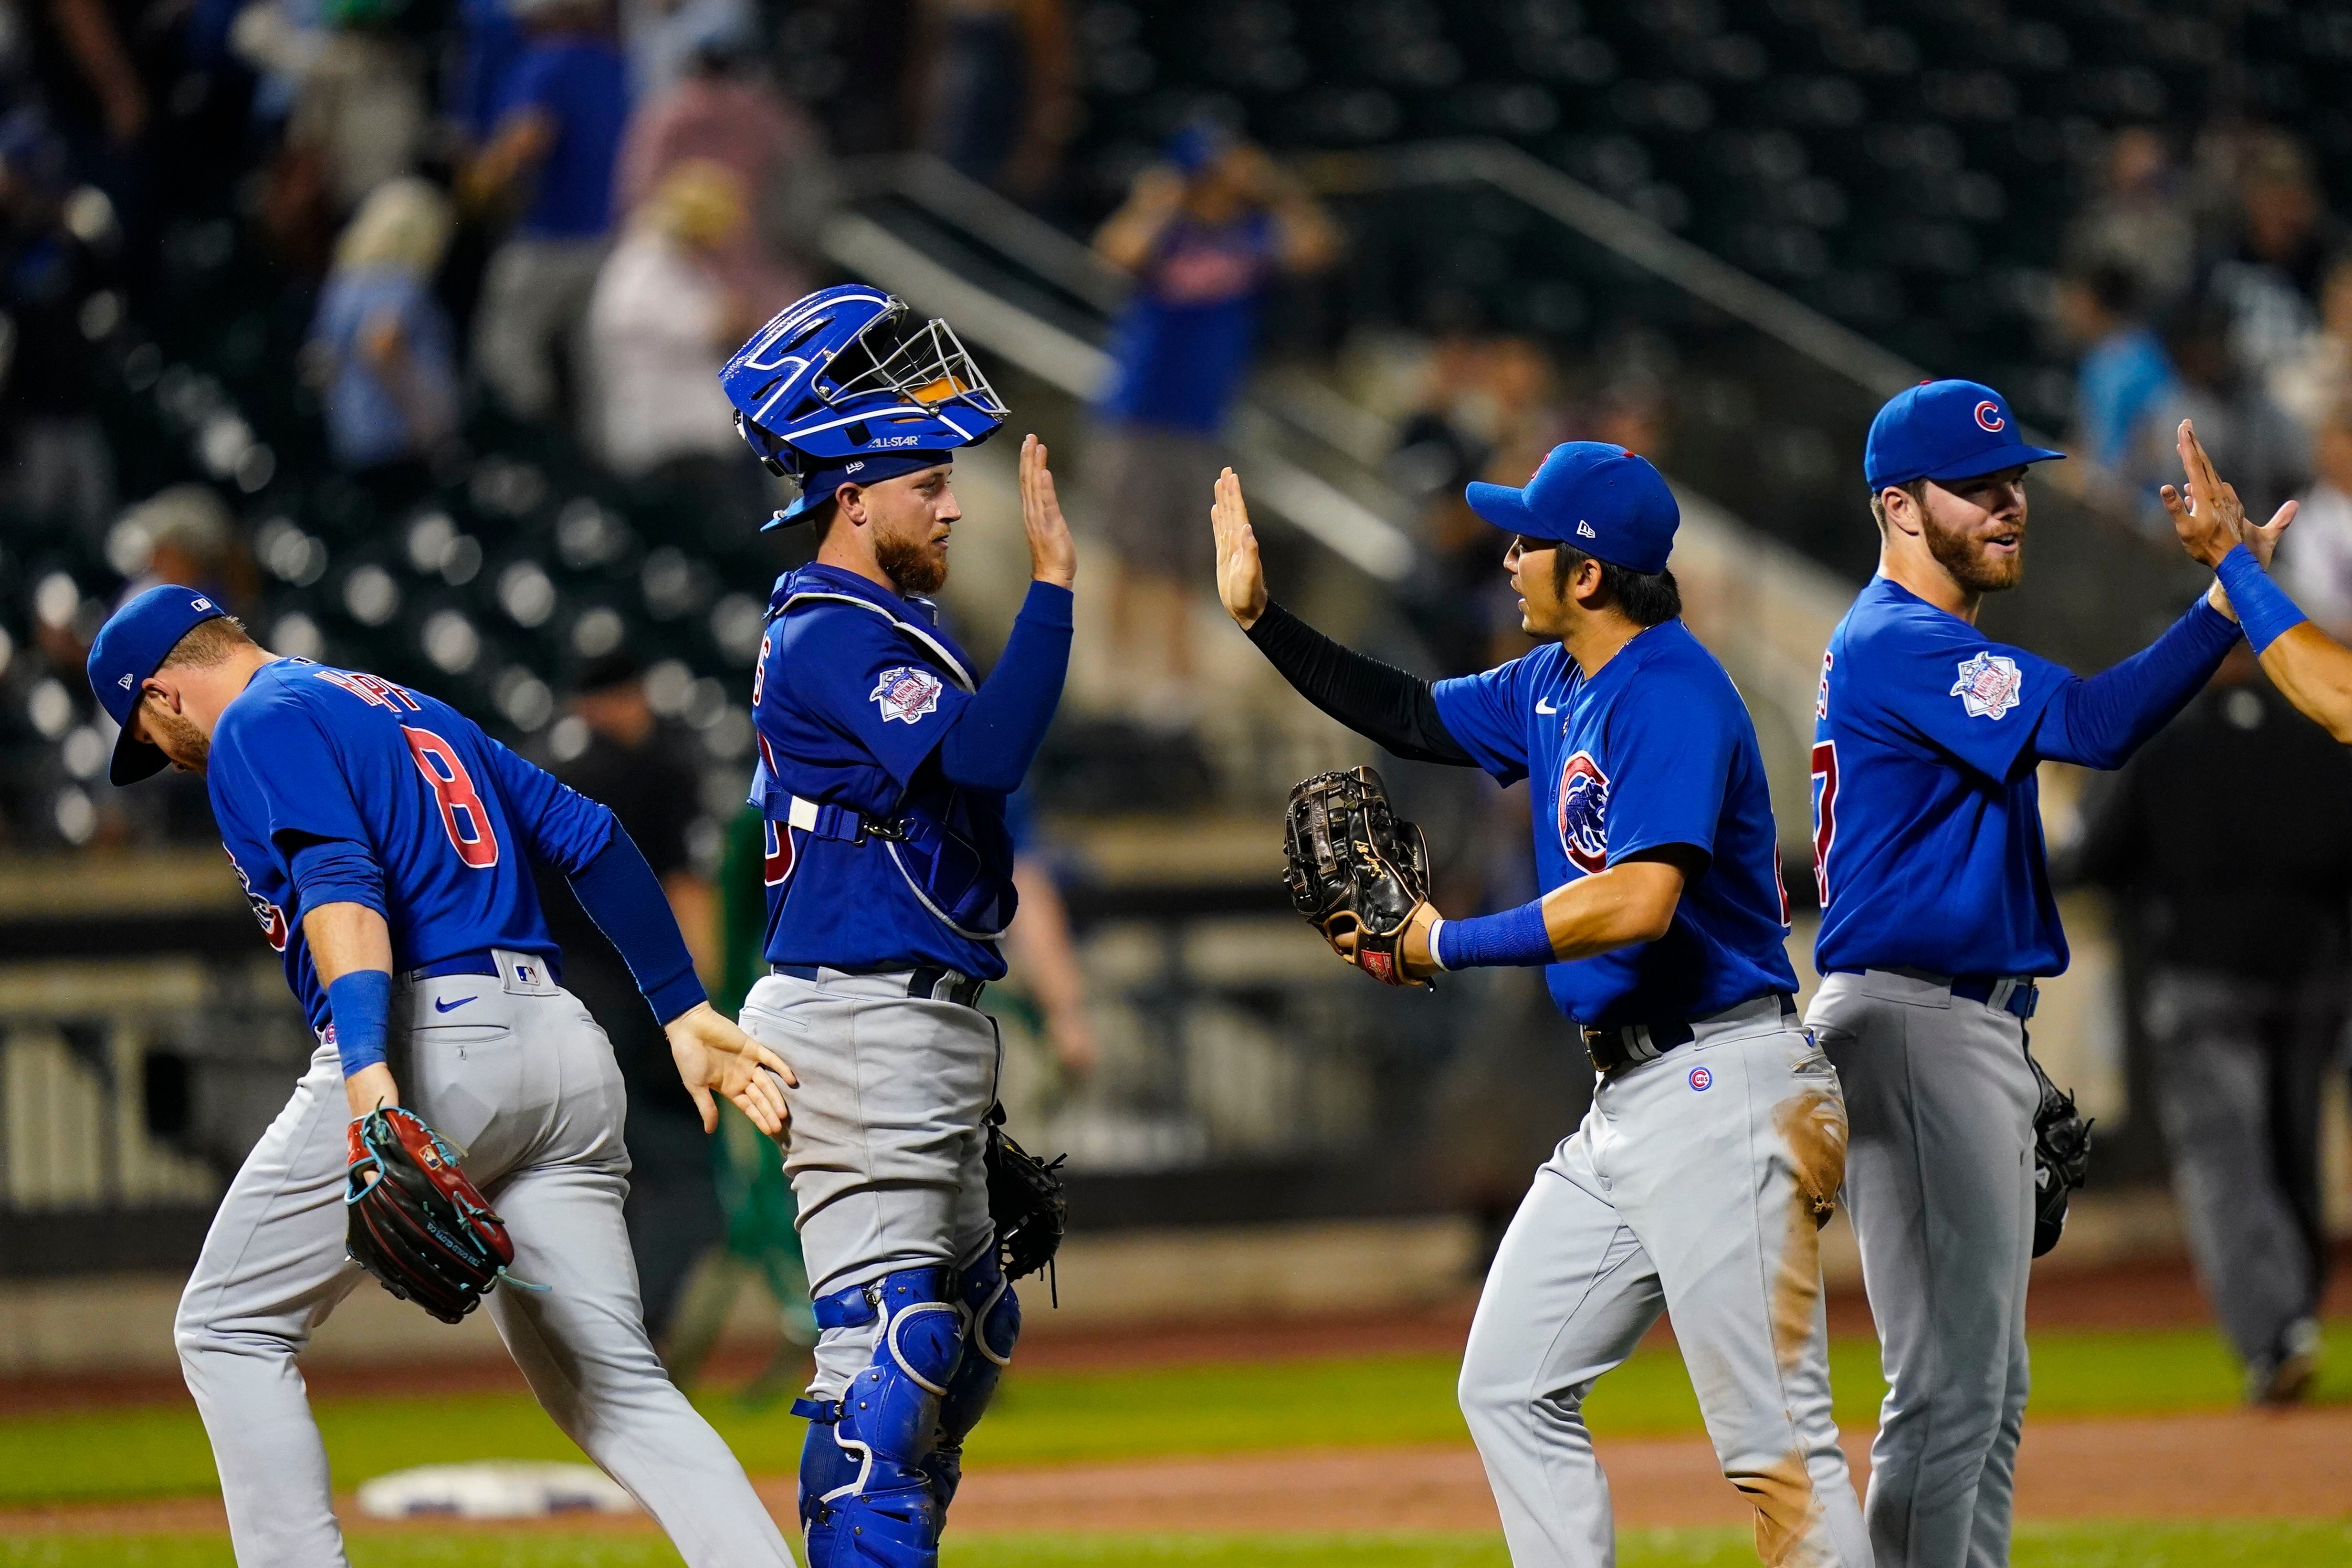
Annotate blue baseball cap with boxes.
[766,449,952,528]
[86,584,229,784]
[1464,442,1680,574]
[1864,379,2065,492]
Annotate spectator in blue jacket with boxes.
[307,177,459,480]
[1085,122,1337,714]
[465,0,630,432]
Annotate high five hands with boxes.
[1018,434,1078,589]
[2163,418,2295,574]
[1211,468,1269,630]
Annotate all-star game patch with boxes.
[1949,649,2024,721]
[872,665,945,724]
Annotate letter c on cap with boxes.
[1974,400,2005,433]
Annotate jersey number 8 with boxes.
[403,727,501,868]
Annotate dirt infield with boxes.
[8,1405,2348,1537]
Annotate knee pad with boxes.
[923,1252,1022,1518]
[800,1266,965,1567]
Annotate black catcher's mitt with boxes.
[345,1106,529,1323]
[1282,766,1434,987]
[985,1101,1067,1302]
[2026,1045,2093,1258]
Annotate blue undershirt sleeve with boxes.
[566,826,708,1024]
[286,835,387,917]
[936,581,1074,793]
[2034,597,2241,770]
[2214,544,2310,654]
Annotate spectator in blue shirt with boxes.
[307,176,459,478]
[1085,123,1337,715]
[2059,262,2174,474]
[465,0,630,431]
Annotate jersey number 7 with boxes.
[1808,740,1838,906]
[403,727,501,868]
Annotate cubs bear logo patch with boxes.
[1949,650,2024,720]
[871,665,944,724]
[1557,751,1611,874]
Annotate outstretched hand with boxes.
[1018,434,1077,588]
[666,1002,795,1139]
[1211,468,1269,629]
[2163,418,2295,569]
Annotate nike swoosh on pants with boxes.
[433,996,476,1014]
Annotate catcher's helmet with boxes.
[720,284,1008,527]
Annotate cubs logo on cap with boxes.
[1864,379,2064,492]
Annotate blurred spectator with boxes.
[231,0,429,213]
[2056,263,2174,473]
[0,111,118,539]
[617,0,751,104]
[2205,133,2339,379]
[533,651,721,1351]
[2067,648,2350,1406]
[614,32,829,312]
[18,0,182,277]
[465,0,630,429]
[918,0,1074,202]
[2062,126,2194,319]
[1001,790,1096,1078]
[2269,252,2352,435]
[585,158,772,526]
[108,483,244,607]
[305,176,460,479]
[1086,124,1339,712]
[2273,400,2352,638]
[452,0,529,142]
[2124,294,2307,529]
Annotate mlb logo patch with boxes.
[1950,650,2024,720]
[1688,1066,1712,1091]
[872,665,944,724]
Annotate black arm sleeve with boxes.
[1244,601,1478,767]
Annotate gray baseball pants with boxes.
[174,955,794,1568]
[1806,970,2039,1568]
[740,967,999,1401]
[1457,998,1871,1568]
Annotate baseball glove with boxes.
[1282,766,1434,986]
[2026,1045,2093,1258]
[984,1101,1067,1302]
[345,1106,531,1324]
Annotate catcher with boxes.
[1220,448,1871,1568]
[87,586,799,1568]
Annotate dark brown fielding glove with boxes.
[1282,765,1434,986]
[2026,1046,2093,1258]
[984,1101,1067,1303]
[345,1106,533,1323]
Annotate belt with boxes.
[1949,974,2038,1020]
[1584,993,1796,1073]
[769,962,985,1008]
[405,948,563,985]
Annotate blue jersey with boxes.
[750,564,1015,979]
[1810,576,2069,979]
[1433,621,1797,1029]
[207,659,618,1031]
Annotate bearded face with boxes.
[1915,468,2027,594]
[138,697,212,771]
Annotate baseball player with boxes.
[716,285,1074,1568]
[1216,445,1870,1568]
[1808,386,2276,1568]
[84,585,799,1568]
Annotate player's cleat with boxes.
[2247,1317,2321,1406]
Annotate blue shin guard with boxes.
[923,1251,1021,1521]
[795,1268,966,1568]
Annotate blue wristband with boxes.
[327,969,394,1079]
[2215,544,2308,655]
[1433,899,1556,969]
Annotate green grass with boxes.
[3,1524,2350,1568]
[2,1322,2344,1505]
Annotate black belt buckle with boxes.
[908,965,984,1008]
[1583,1019,1694,1073]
